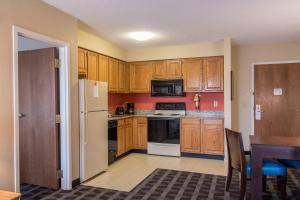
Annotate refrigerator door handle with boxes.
[81,110,108,114]
[84,112,88,145]
[88,110,108,112]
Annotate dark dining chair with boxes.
[280,160,300,170]
[225,128,288,200]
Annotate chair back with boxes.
[225,128,246,172]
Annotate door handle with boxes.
[19,113,26,118]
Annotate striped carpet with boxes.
[21,168,300,200]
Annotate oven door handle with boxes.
[148,117,180,121]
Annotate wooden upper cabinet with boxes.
[182,58,203,92]
[118,61,128,92]
[78,48,87,74]
[203,56,224,91]
[108,58,119,92]
[87,51,98,81]
[152,59,182,79]
[180,118,201,153]
[130,62,151,93]
[124,63,130,92]
[98,54,109,82]
[201,119,224,155]
[166,59,182,79]
[152,61,167,79]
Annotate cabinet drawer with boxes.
[118,119,125,126]
[135,117,147,124]
[202,119,223,125]
[181,118,201,125]
[125,118,133,125]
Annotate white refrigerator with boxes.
[79,79,108,182]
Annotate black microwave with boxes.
[151,79,185,96]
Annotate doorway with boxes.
[253,62,300,136]
[13,26,72,192]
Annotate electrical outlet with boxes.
[213,101,218,108]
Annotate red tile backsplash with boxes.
[108,92,224,112]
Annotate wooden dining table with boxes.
[250,135,300,200]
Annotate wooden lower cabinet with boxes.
[180,118,201,153]
[125,118,133,151]
[201,119,224,155]
[117,119,126,156]
[132,117,148,150]
[117,117,147,157]
[180,118,224,155]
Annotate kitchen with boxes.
[78,47,225,188]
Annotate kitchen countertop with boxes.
[108,110,224,121]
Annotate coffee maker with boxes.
[126,102,135,115]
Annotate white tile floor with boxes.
[83,153,226,192]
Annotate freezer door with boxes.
[80,111,108,181]
[82,79,108,112]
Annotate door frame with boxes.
[12,26,72,191]
[251,60,300,136]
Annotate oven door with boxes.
[148,117,180,144]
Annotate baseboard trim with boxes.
[181,152,224,160]
[72,178,80,188]
[131,149,147,154]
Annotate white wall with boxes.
[126,40,224,61]
[0,0,78,191]
[232,41,300,149]
[78,22,127,60]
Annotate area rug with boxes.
[21,168,300,200]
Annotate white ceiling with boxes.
[43,0,300,50]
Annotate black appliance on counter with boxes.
[115,106,125,115]
[151,79,185,97]
[126,102,135,115]
[108,120,117,164]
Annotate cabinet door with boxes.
[117,120,126,156]
[201,119,224,155]
[130,62,151,93]
[203,57,224,91]
[78,48,87,74]
[87,51,98,81]
[125,118,133,151]
[118,61,127,92]
[133,117,147,149]
[124,63,130,92]
[180,118,201,153]
[167,59,182,79]
[152,61,167,79]
[182,58,203,91]
[108,58,119,92]
[98,54,109,82]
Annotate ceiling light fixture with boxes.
[128,31,154,41]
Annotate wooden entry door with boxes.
[19,48,60,189]
[254,63,300,137]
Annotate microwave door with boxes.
[152,83,174,96]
